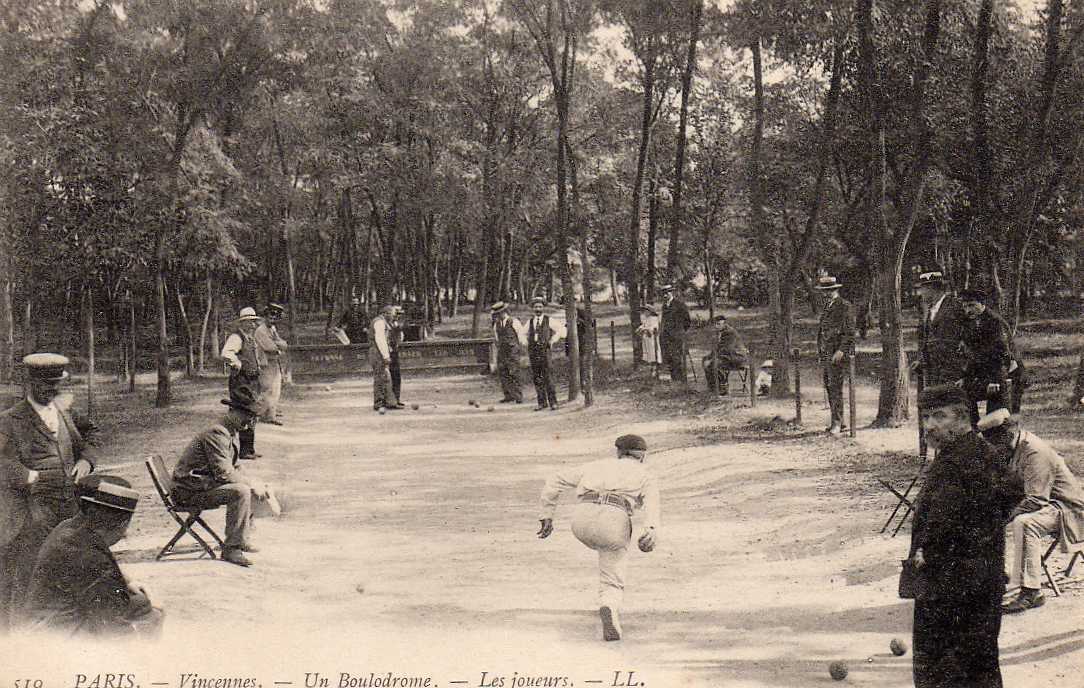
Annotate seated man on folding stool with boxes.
[979,410,1084,613]
[702,314,749,396]
[170,397,276,568]
[536,434,660,642]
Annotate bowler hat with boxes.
[23,353,70,382]
[221,397,264,417]
[958,288,987,303]
[917,384,970,412]
[814,276,843,290]
[615,434,648,452]
[79,475,139,513]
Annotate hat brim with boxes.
[30,371,70,383]
[815,284,842,290]
[221,398,261,415]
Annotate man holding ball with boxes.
[537,434,660,641]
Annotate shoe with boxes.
[239,542,260,554]
[550,404,558,411]
[515,399,523,404]
[374,406,383,411]
[263,419,284,426]
[827,424,842,436]
[385,404,403,411]
[222,549,253,567]
[599,606,622,641]
[240,453,261,460]
[499,398,514,404]
[534,405,546,411]
[1002,590,1045,614]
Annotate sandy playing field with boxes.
[2,371,1082,687]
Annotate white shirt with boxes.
[27,395,60,434]
[540,456,660,530]
[928,293,948,323]
[493,316,528,347]
[530,315,567,345]
[221,332,246,369]
[372,316,391,359]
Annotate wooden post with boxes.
[593,318,599,359]
[748,360,756,407]
[848,354,857,438]
[610,321,616,363]
[792,347,802,425]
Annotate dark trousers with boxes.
[0,494,77,630]
[369,350,399,409]
[229,370,260,456]
[823,363,845,426]
[913,592,1003,688]
[173,483,252,550]
[704,356,745,394]
[390,351,402,401]
[497,352,523,402]
[661,338,686,383]
[529,348,558,408]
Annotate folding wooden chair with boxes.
[1039,538,1084,597]
[144,455,224,561]
[877,455,928,537]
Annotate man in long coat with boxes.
[959,288,1025,416]
[815,276,855,435]
[0,353,97,631]
[907,384,1020,688]
[659,285,691,383]
[914,271,968,387]
[255,303,289,425]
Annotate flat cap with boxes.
[958,288,987,303]
[490,301,508,313]
[615,434,648,452]
[23,353,70,381]
[79,475,139,513]
[917,384,971,411]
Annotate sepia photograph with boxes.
[1,0,1083,686]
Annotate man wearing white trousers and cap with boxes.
[537,434,660,641]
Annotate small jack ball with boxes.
[487,406,494,412]
[468,399,477,406]
[411,404,420,410]
[890,638,909,656]
[828,662,848,681]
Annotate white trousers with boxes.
[1005,505,1061,591]
[571,503,632,608]
[260,361,283,419]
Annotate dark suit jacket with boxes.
[0,400,97,548]
[709,323,749,367]
[816,297,856,364]
[661,298,691,343]
[171,423,245,493]
[910,432,1016,599]
[961,308,1011,396]
[921,294,967,385]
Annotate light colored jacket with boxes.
[1011,430,1084,551]
[540,456,660,530]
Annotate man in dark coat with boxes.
[959,289,1025,416]
[659,284,691,383]
[815,276,855,435]
[0,353,97,631]
[526,297,565,411]
[23,475,163,637]
[703,314,749,396]
[913,271,968,387]
[170,398,272,567]
[336,297,369,344]
[492,302,525,404]
[907,384,1020,688]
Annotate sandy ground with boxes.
[2,372,1083,687]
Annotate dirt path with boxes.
[2,374,1082,687]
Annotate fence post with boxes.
[848,354,857,438]
[610,321,616,363]
[748,360,756,408]
[593,318,599,359]
[792,347,802,425]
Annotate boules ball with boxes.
[828,662,848,681]
[378,407,386,415]
[890,638,908,656]
[468,399,477,407]
[355,582,366,594]
[487,406,494,412]
[324,385,332,392]
[411,403,420,411]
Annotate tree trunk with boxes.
[567,138,593,406]
[175,287,195,379]
[625,47,657,367]
[154,233,171,407]
[750,40,779,353]
[83,284,95,416]
[0,271,12,383]
[667,0,705,282]
[967,0,995,281]
[198,275,212,375]
[646,171,659,304]
[128,295,137,393]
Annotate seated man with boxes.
[702,314,749,395]
[23,475,163,637]
[170,398,273,567]
[980,410,1084,613]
